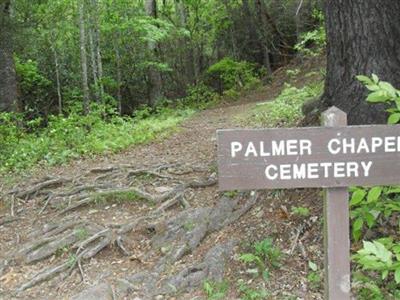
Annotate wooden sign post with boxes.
[322,107,350,299]
[217,106,400,299]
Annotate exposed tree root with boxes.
[12,190,257,293]
[11,177,72,200]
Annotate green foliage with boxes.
[357,74,400,124]
[203,280,229,300]
[307,261,322,290]
[91,190,144,205]
[349,186,400,241]
[291,206,310,217]
[294,9,326,56]
[207,58,261,94]
[75,228,89,240]
[352,238,400,298]
[351,76,400,298]
[179,83,219,110]
[223,190,239,198]
[239,238,281,281]
[15,57,52,116]
[237,280,269,300]
[0,107,193,174]
[250,81,323,127]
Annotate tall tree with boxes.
[79,0,90,114]
[145,0,163,107]
[321,0,400,125]
[0,0,18,112]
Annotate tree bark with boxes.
[321,0,400,125]
[79,1,90,114]
[0,0,18,112]
[145,0,163,108]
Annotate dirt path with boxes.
[0,64,325,300]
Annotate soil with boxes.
[0,56,326,300]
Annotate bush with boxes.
[206,57,261,95]
[15,57,52,117]
[179,83,219,110]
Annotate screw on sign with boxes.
[216,107,400,300]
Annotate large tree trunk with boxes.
[79,1,90,114]
[321,0,400,125]
[0,1,18,112]
[145,0,162,108]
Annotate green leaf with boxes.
[364,213,376,228]
[372,73,379,83]
[262,269,270,281]
[239,253,258,263]
[367,91,389,103]
[308,261,318,271]
[356,75,373,85]
[352,218,364,241]
[350,189,367,206]
[379,81,397,97]
[388,113,400,124]
[395,268,400,284]
[367,187,382,203]
[382,269,389,280]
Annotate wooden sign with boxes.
[217,123,400,191]
[216,107,400,300]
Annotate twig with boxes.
[10,195,15,217]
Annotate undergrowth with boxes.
[0,106,194,175]
[246,80,323,128]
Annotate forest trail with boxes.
[0,74,324,300]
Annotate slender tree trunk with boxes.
[92,0,104,101]
[79,1,90,114]
[0,1,18,112]
[52,46,63,115]
[254,0,273,74]
[114,42,122,115]
[321,0,400,125]
[88,28,99,100]
[145,0,162,108]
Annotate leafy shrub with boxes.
[237,280,269,300]
[351,75,400,298]
[357,74,400,124]
[294,10,326,56]
[206,57,261,95]
[239,237,281,281]
[15,57,51,117]
[179,83,219,110]
[203,280,229,300]
[249,81,323,127]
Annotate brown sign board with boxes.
[217,125,400,191]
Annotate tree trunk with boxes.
[0,1,18,112]
[145,0,162,108]
[52,46,63,115]
[79,0,90,114]
[114,42,122,115]
[254,0,273,74]
[92,0,104,102]
[321,0,400,125]
[88,28,99,100]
